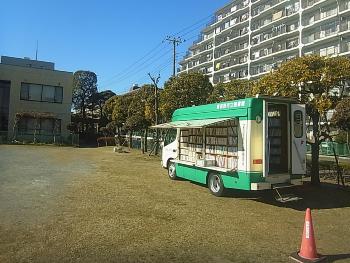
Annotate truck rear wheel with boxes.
[208,173,225,197]
[167,161,177,180]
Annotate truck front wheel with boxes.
[208,173,225,197]
[167,161,177,180]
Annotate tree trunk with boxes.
[310,113,320,185]
[141,130,144,154]
[144,128,148,153]
[12,117,19,141]
[33,118,39,144]
[117,127,122,146]
[129,131,133,149]
[155,129,160,155]
[53,119,57,144]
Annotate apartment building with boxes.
[0,56,73,143]
[179,0,350,84]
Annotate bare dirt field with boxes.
[0,145,350,263]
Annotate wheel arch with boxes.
[166,158,174,169]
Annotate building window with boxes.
[0,80,11,131]
[18,117,61,135]
[20,83,63,103]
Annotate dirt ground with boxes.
[0,145,350,263]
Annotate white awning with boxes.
[151,117,233,129]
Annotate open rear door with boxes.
[291,104,306,175]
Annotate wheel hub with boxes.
[210,175,220,192]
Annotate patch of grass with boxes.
[0,146,350,263]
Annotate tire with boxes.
[167,161,177,180]
[208,173,225,197]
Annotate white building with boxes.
[179,0,350,84]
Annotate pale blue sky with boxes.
[0,0,229,94]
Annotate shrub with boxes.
[97,136,117,147]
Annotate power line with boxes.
[100,13,215,91]
[99,41,165,86]
[178,20,213,38]
[173,14,213,36]
[101,47,172,88]
[103,48,173,89]
[135,58,173,84]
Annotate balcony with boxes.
[251,21,299,46]
[214,54,248,72]
[252,0,292,18]
[251,63,274,76]
[215,26,249,46]
[303,19,350,45]
[302,0,325,10]
[251,37,299,61]
[202,2,250,34]
[251,5,299,33]
[340,1,350,13]
[303,5,338,27]
[215,42,248,59]
[304,41,350,57]
[212,1,250,27]
[214,68,249,84]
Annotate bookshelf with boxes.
[268,112,283,166]
[179,119,239,170]
[179,128,203,162]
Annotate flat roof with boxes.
[0,59,73,74]
[1,56,55,70]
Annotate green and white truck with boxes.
[154,96,306,196]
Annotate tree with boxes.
[72,71,98,132]
[105,121,116,135]
[111,94,132,145]
[90,90,116,122]
[253,55,350,185]
[103,95,119,121]
[125,85,157,152]
[67,122,78,134]
[160,72,213,120]
[332,97,350,146]
[208,79,252,103]
[112,95,131,130]
[67,122,79,146]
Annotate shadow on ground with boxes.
[227,183,350,211]
[325,253,350,263]
[191,181,350,211]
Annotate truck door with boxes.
[266,103,289,174]
[291,104,306,175]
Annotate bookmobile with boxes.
[153,96,307,197]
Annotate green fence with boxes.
[307,142,350,157]
[0,131,79,146]
[0,131,8,144]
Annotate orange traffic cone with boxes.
[290,208,326,262]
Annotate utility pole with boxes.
[35,40,39,60]
[148,73,160,155]
[165,36,184,77]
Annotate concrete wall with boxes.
[0,63,73,141]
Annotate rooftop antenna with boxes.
[35,40,38,60]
